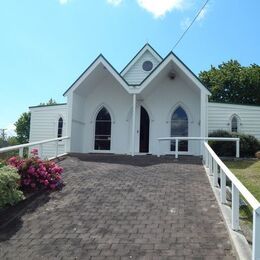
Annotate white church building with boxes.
[29,44,260,158]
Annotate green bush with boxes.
[0,166,24,208]
[0,161,4,168]
[209,130,260,157]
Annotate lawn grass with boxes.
[224,160,260,202]
[224,159,260,233]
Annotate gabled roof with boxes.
[63,54,132,96]
[136,51,211,95]
[63,44,211,96]
[120,43,163,76]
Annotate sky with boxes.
[0,0,260,136]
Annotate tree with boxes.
[7,136,19,146]
[199,60,260,105]
[39,98,57,106]
[14,112,31,144]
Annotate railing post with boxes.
[27,147,30,158]
[209,155,212,175]
[157,139,160,157]
[252,209,260,260]
[232,183,240,230]
[175,139,178,159]
[206,150,209,168]
[220,169,227,204]
[19,147,24,158]
[213,160,218,187]
[236,140,240,158]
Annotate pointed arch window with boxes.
[170,106,188,152]
[95,107,111,150]
[231,115,240,132]
[57,117,63,138]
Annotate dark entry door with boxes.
[139,106,150,153]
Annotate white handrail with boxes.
[158,137,240,141]
[157,136,240,158]
[0,136,70,159]
[204,141,260,260]
[204,142,260,212]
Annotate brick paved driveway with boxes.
[0,155,235,259]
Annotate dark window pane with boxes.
[142,61,153,71]
[96,108,111,121]
[95,107,111,150]
[170,107,188,152]
[95,122,111,135]
[231,117,238,132]
[57,117,63,138]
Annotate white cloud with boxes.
[197,7,208,21]
[180,5,209,29]
[180,17,191,30]
[58,0,70,5]
[107,0,123,6]
[137,0,186,18]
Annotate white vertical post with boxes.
[38,144,43,159]
[206,150,209,167]
[209,155,212,175]
[175,139,179,159]
[66,93,73,153]
[200,92,206,156]
[252,209,260,260]
[236,140,240,158]
[55,141,58,157]
[131,94,136,157]
[232,183,240,230]
[220,169,227,204]
[213,160,218,187]
[19,147,24,158]
[157,139,160,157]
[205,148,209,167]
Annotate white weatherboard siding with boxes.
[208,102,260,139]
[29,105,68,158]
[123,50,160,85]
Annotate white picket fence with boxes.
[0,136,70,159]
[204,142,260,260]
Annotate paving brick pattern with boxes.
[0,155,236,259]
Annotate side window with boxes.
[230,115,239,132]
[57,117,63,138]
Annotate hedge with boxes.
[208,130,260,157]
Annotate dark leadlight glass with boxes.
[95,107,111,150]
[57,117,63,138]
[231,116,238,132]
[170,107,188,152]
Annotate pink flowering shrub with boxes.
[8,149,64,192]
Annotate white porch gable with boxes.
[121,44,162,85]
